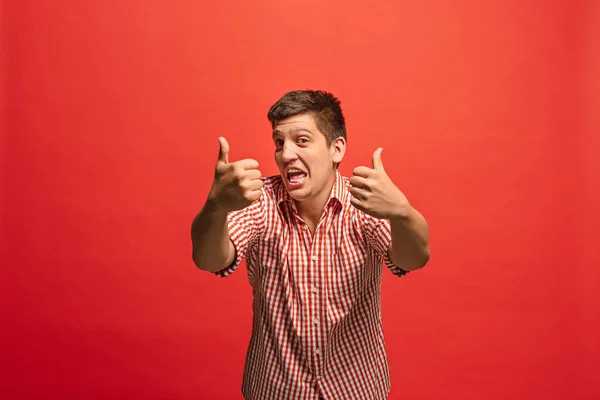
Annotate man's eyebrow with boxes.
[272,128,313,137]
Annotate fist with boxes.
[349,148,410,219]
[207,137,264,212]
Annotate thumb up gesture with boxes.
[349,148,410,219]
[207,137,263,212]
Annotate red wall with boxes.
[2,1,599,399]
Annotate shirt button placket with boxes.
[310,253,322,387]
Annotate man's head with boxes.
[268,90,347,145]
[268,90,347,203]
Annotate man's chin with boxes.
[282,175,308,193]
[286,186,304,196]
[285,185,309,201]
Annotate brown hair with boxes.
[267,90,346,145]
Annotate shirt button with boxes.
[311,255,317,261]
[312,286,318,293]
[315,348,321,355]
[313,318,319,325]
[303,225,309,231]
[316,375,322,381]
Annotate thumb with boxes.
[372,147,384,171]
[217,137,230,165]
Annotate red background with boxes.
[2,1,599,399]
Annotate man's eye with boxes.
[275,139,284,147]
[297,138,308,144]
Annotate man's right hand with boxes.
[207,137,263,212]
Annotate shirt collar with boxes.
[329,170,348,206]
[277,170,347,214]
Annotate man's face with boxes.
[272,113,345,203]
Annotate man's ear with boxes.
[331,137,346,164]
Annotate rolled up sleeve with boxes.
[212,198,264,278]
[363,215,409,278]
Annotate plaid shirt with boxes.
[214,171,408,399]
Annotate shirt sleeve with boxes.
[362,214,409,278]
[211,197,264,278]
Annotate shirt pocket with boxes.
[327,250,366,323]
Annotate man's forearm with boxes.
[388,205,430,271]
[191,201,234,272]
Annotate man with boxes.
[191,90,430,400]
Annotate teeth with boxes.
[286,168,306,184]
[289,175,306,183]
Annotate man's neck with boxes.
[294,174,337,230]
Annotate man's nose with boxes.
[281,142,298,162]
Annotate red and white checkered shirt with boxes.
[214,171,408,400]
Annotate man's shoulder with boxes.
[258,175,284,202]
[262,174,283,185]
[261,175,283,191]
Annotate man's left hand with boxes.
[349,148,411,220]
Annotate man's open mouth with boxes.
[286,168,307,184]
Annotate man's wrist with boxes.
[389,203,414,223]
[204,195,229,217]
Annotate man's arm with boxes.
[349,147,430,272]
[191,201,235,272]
[191,136,262,272]
[388,205,429,271]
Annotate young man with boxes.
[191,90,430,400]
